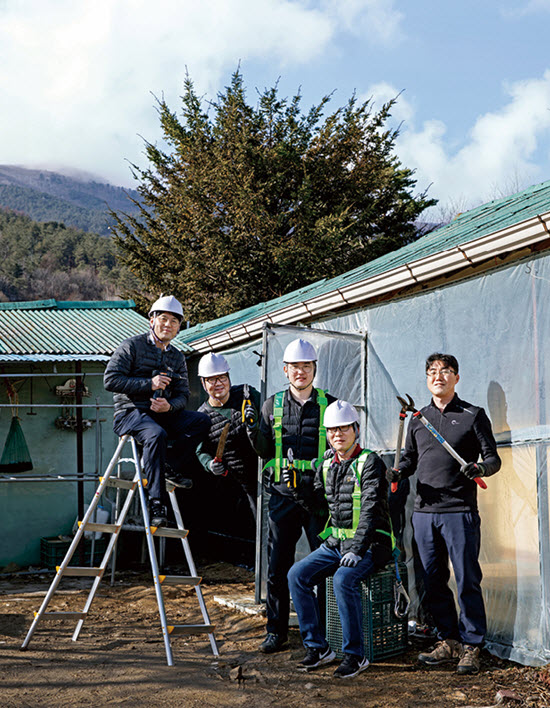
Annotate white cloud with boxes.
[371,72,550,211]
[503,0,550,17]
[0,0,397,185]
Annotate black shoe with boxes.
[165,466,193,490]
[149,499,168,527]
[297,645,337,671]
[258,633,288,654]
[333,654,369,679]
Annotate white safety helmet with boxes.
[198,352,230,378]
[148,295,184,320]
[323,400,359,428]
[283,338,317,363]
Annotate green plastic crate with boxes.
[40,536,107,569]
[326,562,408,661]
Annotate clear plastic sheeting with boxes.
[312,253,550,666]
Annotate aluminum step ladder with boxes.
[21,434,219,666]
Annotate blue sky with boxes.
[2,0,550,217]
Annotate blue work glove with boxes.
[460,462,487,479]
[385,467,401,484]
[340,552,361,568]
[209,459,227,476]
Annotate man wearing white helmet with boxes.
[250,337,335,654]
[104,295,211,527]
[288,400,392,679]
[195,352,261,521]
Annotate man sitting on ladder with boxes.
[104,295,211,527]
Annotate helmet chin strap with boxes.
[150,317,168,351]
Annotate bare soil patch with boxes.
[1,563,549,707]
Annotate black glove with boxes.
[460,462,487,479]
[209,459,227,476]
[340,552,361,567]
[386,467,401,484]
[243,404,258,430]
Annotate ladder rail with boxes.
[21,435,128,650]
[169,487,219,657]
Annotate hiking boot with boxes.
[165,466,193,490]
[457,644,480,675]
[297,645,337,671]
[258,633,288,654]
[418,639,463,665]
[149,499,168,527]
[333,653,369,679]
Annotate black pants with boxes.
[113,408,211,501]
[266,492,327,638]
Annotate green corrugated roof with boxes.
[180,178,550,345]
[0,299,194,360]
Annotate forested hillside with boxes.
[0,166,141,236]
[0,209,137,301]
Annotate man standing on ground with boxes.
[196,352,261,522]
[250,338,335,654]
[288,400,393,679]
[104,295,211,527]
[387,353,501,675]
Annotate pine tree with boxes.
[111,70,436,322]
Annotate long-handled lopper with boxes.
[396,394,487,490]
[391,394,412,493]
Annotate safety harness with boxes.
[263,388,328,482]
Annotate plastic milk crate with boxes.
[40,536,107,569]
[326,562,408,661]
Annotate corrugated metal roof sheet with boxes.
[180,179,550,347]
[0,300,194,360]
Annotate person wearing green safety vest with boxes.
[287,399,393,679]
[249,338,335,654]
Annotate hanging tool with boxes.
[286,447,298,489]
[391,394,412,493]
[396,394,487,489]
[241,383,255,426]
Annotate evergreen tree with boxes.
[111,70,436,322]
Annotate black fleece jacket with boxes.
[398,394,501,513]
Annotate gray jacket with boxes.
[104,333,190,417]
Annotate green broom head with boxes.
[0,416,33,472]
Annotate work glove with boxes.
[281,467,297,488]
[209,459,227,476]
[340,552,361,568]
[243,404,258,430]
[386,467,401,484]
[460,461,487,479]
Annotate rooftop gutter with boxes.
[188,211,550,353]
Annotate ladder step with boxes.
[168,624,215,635]
[159,575,201,586]
[79,521,120,534]
[37,611,87,620]
[151,527,189,539]
[58,566,103,577]
[102,476,137,490]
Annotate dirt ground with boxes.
[1,562,549,708]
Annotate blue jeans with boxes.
[412,511,486,646]
[288,544,375,657]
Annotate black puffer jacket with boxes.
[251,388,336,499]
[316,446,393,566]
[104,333,189,416]
[197,385,260,486]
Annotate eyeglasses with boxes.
[287,363,314,373]
[204,374,229,384]
[426,368,456,378]
[327,425,352,434]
